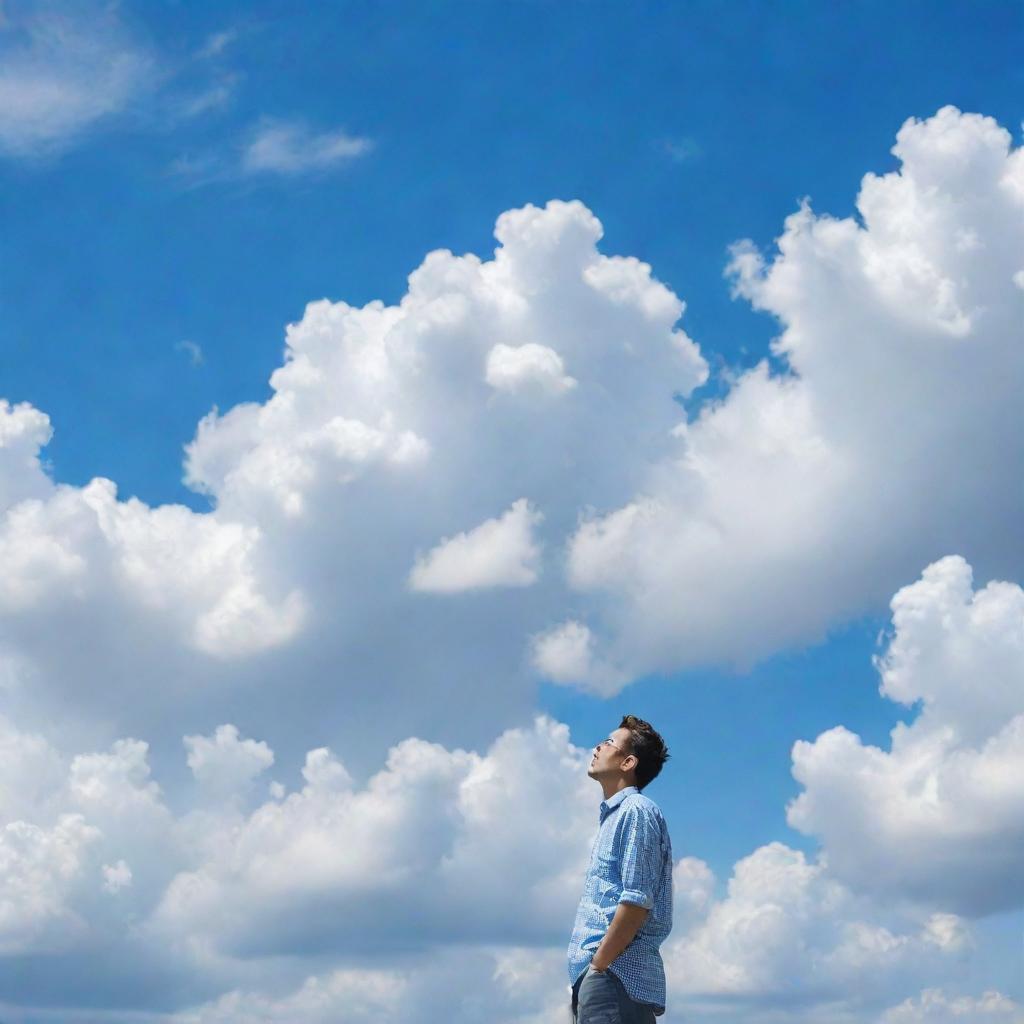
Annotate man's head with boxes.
[588,714,670,791]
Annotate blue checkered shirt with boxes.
[567,787,673,1014]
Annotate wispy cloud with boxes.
[167,152,220,185]
[0,11,362,180]
[240,118,372,176]
[175,339,204,367]
[0,7,153,158]
[176,74,239,120]
[171,117,373,186]
[196,28,239,61]
[661,136,703,164]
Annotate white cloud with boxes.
[175,967,406,1023]
[672,855,716,928]
[241,119,372,176]
[182,197,704,526]
[0,714,594,1019]
[300,746,353,791]
[0,423,306,669]
[175,340,205,367]
[0,197,706,756]
[531,620,628,696]
[485,342,578,395]
[176,77,237,119]
[0,7,152,158]
[173,195,702,721]
[150,716,592,958]
[175,946,570,1024]
[66,739,180,907]
[184,724,274,798]
[409,499,543,592]
[0,700,1013,1022]
[172,115,373,186]
[539,106,1024,689]
[0,814,100,954]
[196,29,239,61]
[882,989,1024,1023]
[0,715,64,823]
[0,400,55,509]
[662,842,971,1014]
[101,859,132,893]
[788,556,1024,917]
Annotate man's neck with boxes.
[600,776,637,801]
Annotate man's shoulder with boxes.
[621,790,665,820]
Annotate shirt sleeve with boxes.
[617,804,661,910]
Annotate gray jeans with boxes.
[572,967,657,1024]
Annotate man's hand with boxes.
[591,901,649,972]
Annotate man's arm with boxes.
[591,901,649,972]
[592,804,662,972]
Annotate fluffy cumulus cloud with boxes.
[542,105,1024,686]
[0,814,100,955]
[0,707,998,1024]
[184,724,274,799]
[0,419,305,668]
[0,726,188,1001]
[150,716,592,959]
[663,843,973,1020]
[0,400,53,508]
[183,197,704,532]
[0,714,64,824]
[0,715,595,1021]
[533,619,628,696]
[0,193,707,759]
[409,498,543,592]
[485,341,578,395]
[788,556,1024,917]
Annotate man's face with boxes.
[588,726,633,781]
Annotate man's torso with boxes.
[566,788,673,1014]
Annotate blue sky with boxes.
[1,3,1023,1022]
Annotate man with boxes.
[567,715,673,1023]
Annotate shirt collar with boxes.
[600,785,639,819]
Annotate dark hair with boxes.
[619,715,670,790]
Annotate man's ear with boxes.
[623,754,638,773]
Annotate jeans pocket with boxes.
[577,969,622,1024]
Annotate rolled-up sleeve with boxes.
[617,805,661,910]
